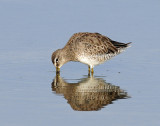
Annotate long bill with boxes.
[56,67,60,74]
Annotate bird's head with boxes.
[51,49,66,70]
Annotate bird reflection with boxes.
[51,74,129,111]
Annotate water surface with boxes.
[0,0,160,126]
[52,74,129,111]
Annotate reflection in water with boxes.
[51,75,129,111]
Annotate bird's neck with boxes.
[61,47,75,62]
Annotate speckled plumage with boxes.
[51,32,131,73]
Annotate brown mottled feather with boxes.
[64,32,121,56]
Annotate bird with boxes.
[51,32,131,74]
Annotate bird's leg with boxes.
[88,66,90,73]
[91,68,94,75]
[56,67,60,75]
[88,66,91,76]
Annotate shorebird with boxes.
[51,32,131,74]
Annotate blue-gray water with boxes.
[0,0,160,126]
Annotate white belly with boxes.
[77,52,118,67]
[78,55,107,68]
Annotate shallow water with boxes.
[52,74,129,111]
[0,0,160,126]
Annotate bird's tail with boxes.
[109,38,132,53]
[110,39,132,48]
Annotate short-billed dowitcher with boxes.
[51,32,131,74]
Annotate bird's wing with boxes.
[66,32,118,55]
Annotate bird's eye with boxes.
[56,58,58,63]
